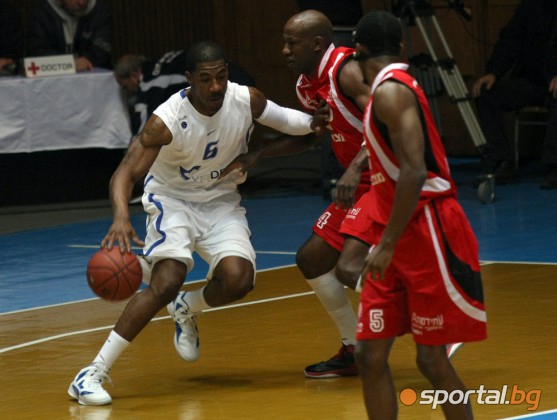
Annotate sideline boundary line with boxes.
[0,288,314,354]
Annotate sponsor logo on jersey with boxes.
[411,312,444,333]
[331,132,345,142]
[179,165,201,180]
[371,172,386,186]
[345,207,361,220]
[179,166,227,183]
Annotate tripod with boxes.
[394,1,495,203]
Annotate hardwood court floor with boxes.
[1,264,556,420]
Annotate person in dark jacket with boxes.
[472,0,557,189]
[27,0,112,71]
[0,0,22,75]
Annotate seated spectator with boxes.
[472,0,557,189]
[27,0,112,72]
[114,50,255,135]
[0,0,23,75]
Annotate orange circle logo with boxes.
[400,388,417,405]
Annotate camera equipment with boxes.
[392,0,494,202]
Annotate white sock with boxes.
[183,286,211,313]
[307,269,357,346]
[93,330,130,369]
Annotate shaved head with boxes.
[285,10,333,43]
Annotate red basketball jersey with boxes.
[296,45,371,184]
[362,63,457,225]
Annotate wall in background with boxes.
[11,0,521,158]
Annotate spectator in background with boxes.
[0,0,23,75]
[27,0,112,72]
[114,50,255,135]
[472,0,557,189]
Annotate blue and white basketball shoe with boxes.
[68,363,112,405]
[167,291,200,362]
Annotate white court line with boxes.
[498,408,557,419]
[0,264,298,317]
[0,289,315,354]
[67,244,296,255]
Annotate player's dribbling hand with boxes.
[101,217,145,253]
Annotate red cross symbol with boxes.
[27,62,40,75]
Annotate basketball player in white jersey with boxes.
[68,40,329,406]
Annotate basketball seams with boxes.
[86,248,142,301]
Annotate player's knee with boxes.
[355,345,387,375]
[220,268,254,301]
[149,260,188,304]
[149,280,183,305]
[296,247,319,279]
[416,350,448,383]
[335,261,359,289]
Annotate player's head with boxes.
[57,0,90,18]
[282,10,333,76]
[185,41,229,116]
[114,54,146,94]
[352,10,402,63]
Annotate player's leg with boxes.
[335,236,370,290]
[416,344,473,420]
[167,194,256,362]
[402,201,486,419]
[297,232,359,378]
[69,194,192,405]
[356,338,397,420]
[336,190,374,290]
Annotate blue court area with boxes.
[1,174,556,314]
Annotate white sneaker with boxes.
[68,363,112,406]
[167,292,200,362]
[446,342,464,360]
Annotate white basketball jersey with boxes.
[146,82,254,202]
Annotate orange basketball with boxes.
[86,247,143,301]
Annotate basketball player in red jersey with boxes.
[352,11,487,419]
[282,10,375,378]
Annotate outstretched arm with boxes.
[219,133,319,182]
[249,87,329,136]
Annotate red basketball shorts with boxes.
[312,184,370,251]
[357,198,487,345]
[339,189,374,245]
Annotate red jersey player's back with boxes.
[363,63,457,225]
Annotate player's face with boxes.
[59,0,90,17]
[187,60,228,116]
[282,24,318,76]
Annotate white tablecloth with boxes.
[0,70,132,153]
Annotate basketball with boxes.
[86,248,143,301]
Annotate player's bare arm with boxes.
[363,82,427,280]
[332,60,370,210]
[103,115,172,252]
[338,59,370,111]
[218,134,318,181]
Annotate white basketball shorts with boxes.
[139,191,256,284]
